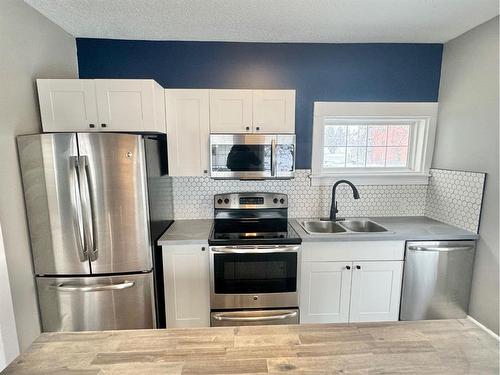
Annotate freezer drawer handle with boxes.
[50,281,135,292]
[408,246,474,252]
[212,311,297,322]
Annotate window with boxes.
[311,102,438,185]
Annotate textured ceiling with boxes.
[25,0,499,43]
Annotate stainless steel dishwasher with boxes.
[400,240,475,320]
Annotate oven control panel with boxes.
[214,192,288,209]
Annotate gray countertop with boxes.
[157,219,213,245]
[158,216,478,246]
[290,216,479,242]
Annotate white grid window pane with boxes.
[346,147,366,167]
[386,147,408,167]
[322,122,411,169]
[347,125,368,146]
[367,125,387,146]
[387,125,410,146]
[323,146,346,167]
[324,125,347,146]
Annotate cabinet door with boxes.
[163,244,210,328]
[95,80,158,132]
[209,89,253,133]
[300,261,352,323]
[165,89,210,176]
[37,79,98,132]
[349,261,403,322]
[253,90,295,133]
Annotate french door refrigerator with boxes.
[17,133,173,332]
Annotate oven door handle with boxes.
[210,245,300,254]
[212,310,297,322]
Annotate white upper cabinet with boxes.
[300,261,351,324]
[37,79,165,133]
[37,79,99,132]
[349,261,403,323]
[162,243,210,328]
[209,89,253,133]
[95,79,165,132]
[253,90,295,133]
[165,89,210,176]
[209,89,295,133]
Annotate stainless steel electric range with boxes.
[208,192,301,326]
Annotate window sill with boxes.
[309,172,430,186]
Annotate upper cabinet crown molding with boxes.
[37,79,165,133]
[209,89,295,134]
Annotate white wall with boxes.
[0,224,19,371]
[433,16,499,334]
[0,0,78,352]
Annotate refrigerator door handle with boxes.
[69,156,87,262]
[50,280,135,292]
[78,155,97,261]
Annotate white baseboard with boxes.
[467,315,500,341]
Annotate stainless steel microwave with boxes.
[210,134,295,179]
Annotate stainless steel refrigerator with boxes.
[17,133,173,332]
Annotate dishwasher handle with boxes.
[408,245,474,252]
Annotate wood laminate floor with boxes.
[3,319,499,374]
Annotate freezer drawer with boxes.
[211,309,299,327]
[37,273,155,332]
[400,241,475,321]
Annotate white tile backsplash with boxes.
[424,168,485,233]
[171,170,428,219]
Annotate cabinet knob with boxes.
[203,170,208,174]
[256,126,260,131]
[356,265,361,270]
[245,126,250,131]
[101,123,107,128]
[201,247,206,251]
[89,124,95,128]
[345,265,351,270]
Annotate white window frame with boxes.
[311,102,438,186]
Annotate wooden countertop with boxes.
[3,319,498,374]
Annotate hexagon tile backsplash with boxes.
[425,168,485,233]
[171,170,428,220]
[169,168,486,233]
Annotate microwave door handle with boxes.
[70,156,87,262]
[271,139,277,177]
[78,156,97,261]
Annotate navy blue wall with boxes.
[76,39,443,169]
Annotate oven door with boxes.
[210,245,299,309]
[210,134,295,179]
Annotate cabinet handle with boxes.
[203,170,208,174]
[245,126,250,131]
[356,265,361,270]
[201,247,206,251]
[101,123,107,128]
[345,265,351,270]
[89,124,95,128]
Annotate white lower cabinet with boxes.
[349,261,403,322]
[300,261,351,323]
[162,244,210,328]
[300,241,404,324]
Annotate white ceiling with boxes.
[25,0,499,43]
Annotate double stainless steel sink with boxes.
[299,218,389,235]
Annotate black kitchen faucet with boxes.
[329,179,360,221]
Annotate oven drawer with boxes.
[211,309,299,327]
